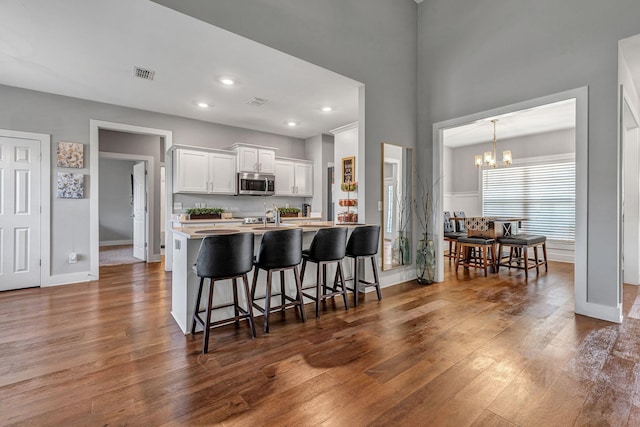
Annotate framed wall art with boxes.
[57,141,84,168]
[57,172,84,199]
[341,156,355,184]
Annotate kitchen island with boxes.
[171,222,359,334]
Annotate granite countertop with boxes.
[172,221,362,239]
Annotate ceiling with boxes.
[443,99,576,148]
[0,0,361,139]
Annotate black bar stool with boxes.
[250,228,306,334]
[455,236,496,277]
[191,233,256,353]
[300,227,349,318]
[345,225,381,307]
[497,234,548,280]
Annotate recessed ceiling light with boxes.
[197,102,209,108]
[287,121,298,127]
[321,106,333,112]
[220,78,235,86]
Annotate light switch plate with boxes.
[173,202,183,210]
[377,201,383,211]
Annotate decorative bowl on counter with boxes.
[338,199,357,207]
[340,182,357,192]
[337,211,358,223]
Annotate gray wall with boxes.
[99,130,164,254]
[449,128,575,193]
[151,0,419,250]
[99,158,135,244]
[418,0,640,308]
[0,83,306,276]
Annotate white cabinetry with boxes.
[232,144,276,174]
[275,158,313,197]
[173,148,236,194]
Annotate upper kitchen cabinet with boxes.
[174,148,236,194]
[275,158,313,197]
[230,143,276,174]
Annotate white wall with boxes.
[99,158,135,244]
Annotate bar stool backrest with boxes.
[306,227,348,262]
[346,225,380,257]
[256,228,303,269]
[444,212,455,233]
[195,233,254,279]
[453,211,466,232]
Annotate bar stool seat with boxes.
[345,225,381,307]
[497,234,548,280]
[455,236,496,277]
[300,227,349,318]
[191,233,256,353]
[250,228,306,334]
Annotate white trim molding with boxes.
[433,87,594,320]
[90,120,173,280]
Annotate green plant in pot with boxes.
[278,207,300,218]
[185,207,225,219]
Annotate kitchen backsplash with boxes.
[173,193,311,218]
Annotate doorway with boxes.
[432,87,591,319]
[98,152,153,266]
[89,121,173,279]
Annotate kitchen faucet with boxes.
[263,203,281,227]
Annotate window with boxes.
[482,159,575,242]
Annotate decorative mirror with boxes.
[381,143,413,271]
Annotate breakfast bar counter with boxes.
[171,222,359,334]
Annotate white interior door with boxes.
[133,161,146,261]
[0,136,41,290]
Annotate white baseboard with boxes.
[575,301,622,323]
[43,271,95,287]
[100,240,133,246]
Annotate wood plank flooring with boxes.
[1,259,639,426]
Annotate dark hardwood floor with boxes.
[1,259,639,426]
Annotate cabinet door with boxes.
[174,149,209,193]
[258,149,276,173]
[274,160,295,196]
[294,162,313,196]
[238,146,259,172]
[209,153,237,194]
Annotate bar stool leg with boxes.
[203,279,216,354]
[315,262,322,318]
[534,246,540,274]
[250,267,259,304]
[337,261,349,310]
[191,277,205,334]
[264,270,273,334]
[293,265,306,322]
[482,246,488,277]
[353,257,360,307]
[523,246,529,281]
[542,242,548,272]
[280,270,286,313]
[371,256,382,300]
[232,278,240,328]
[242,273,257,339]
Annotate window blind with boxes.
[482,160,575,242]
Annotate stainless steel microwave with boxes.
[237,172,275,195]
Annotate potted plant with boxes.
[185,207,225,220]
[278,207,301,218]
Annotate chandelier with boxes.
[474,119,512,168]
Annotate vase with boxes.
[416,235,435,284]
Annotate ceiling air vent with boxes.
[247,97,267,106]
[133,66,155,81]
